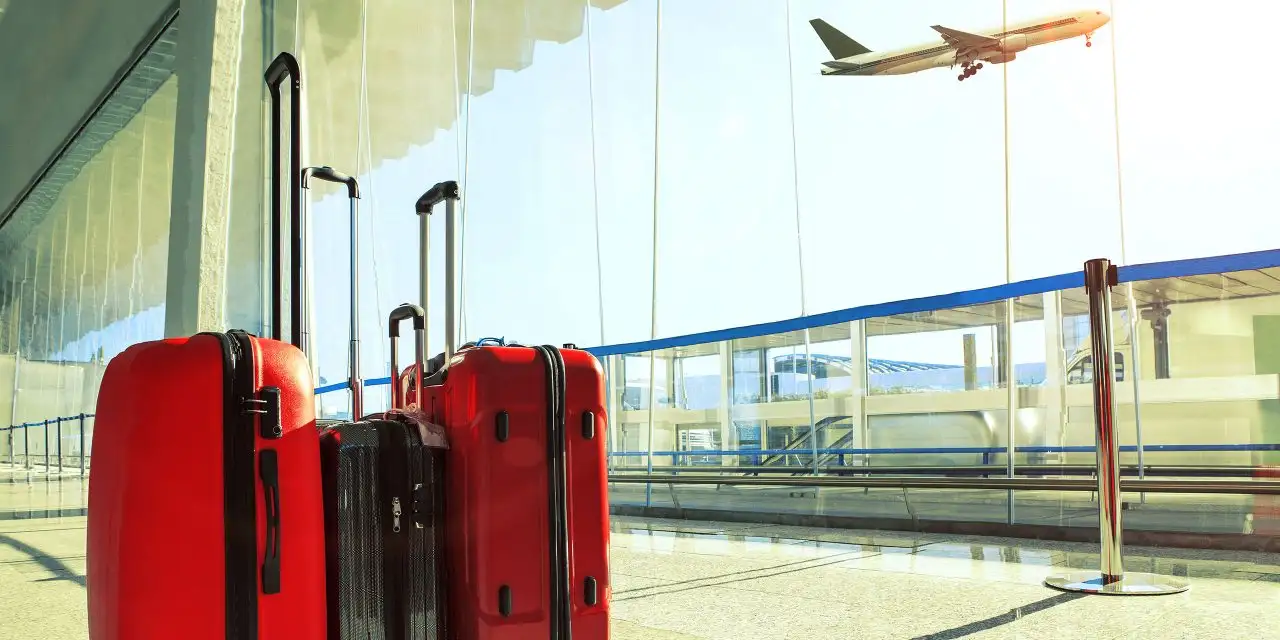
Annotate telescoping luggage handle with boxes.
[265,52,303,349]
[415,181,460,363]
[301,166,364,418]
[388,304,426,410]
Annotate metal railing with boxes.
[606,474,1280,495]
[0,413,94,476]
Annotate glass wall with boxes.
[270,0,1280,408]
[266,0,1278,535]
[0,23,178,465]
[601,260,1280,538]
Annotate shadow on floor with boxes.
[0,534,86,588]
[615,548,877,602]
[913,592,1085,639]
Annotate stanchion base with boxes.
[1044,571,1189,595]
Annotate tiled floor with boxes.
[2,470,1278,639]
[608,517,1280,639]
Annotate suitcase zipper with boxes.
[392,496,403,533]
[206,330,258,640]
[535,345,573,640]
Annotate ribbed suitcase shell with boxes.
[320,418,445,640]
[421,346,610,640]
[87,332,327,640]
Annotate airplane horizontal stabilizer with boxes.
[821,60,861,71]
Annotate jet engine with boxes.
[1000,34,1029,54]
[986,52,1016,64]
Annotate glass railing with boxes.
[582,250,1280,543]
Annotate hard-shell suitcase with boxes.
[87,52,327,640]
[304,164,447,639]
[416,182,611,640]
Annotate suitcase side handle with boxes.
[302,166,364,418]
[388,304,426,410]
[265,52,303,349]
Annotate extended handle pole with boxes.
[444,197,456,362]
[415,181,460,364]
[302,166,363,420]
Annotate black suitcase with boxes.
[320,303,447,640]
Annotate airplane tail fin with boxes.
[809,19,872,59]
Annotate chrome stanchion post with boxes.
[1045,258,1188,596]
[43,419,49,474]
[22,424,29,470]
[56,417,63,474]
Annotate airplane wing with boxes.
[931,25,1000,49]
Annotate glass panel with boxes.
[0,59,176,469]
[1125,268,1280,540]
[654,0,802,336]
[590,0,658,346]
[792,0,1007,314]
[1114,1,1280,263]
[459,0,601,347]
[863,301,1011,471]
[1006,3,1120,279]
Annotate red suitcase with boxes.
[414,183,611,640]
[87,53,327,640]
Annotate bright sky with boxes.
[295,0,1280,386]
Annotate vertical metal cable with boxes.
[1002,0,1016,524]
[356,0,389,407]
[458,0,479,342]
[645,0,663,504]
[130,98,149,346]
[1107,0,1144,484]
[781,0,818,475]
[585,4,606,348]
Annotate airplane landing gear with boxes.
[957,61,984,81]
[1085,32,1093,47]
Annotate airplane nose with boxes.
[1097,11,1110,24]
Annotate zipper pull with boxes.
[392,497,402,533]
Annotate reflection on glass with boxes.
[0,66,176,465]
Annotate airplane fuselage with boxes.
[822,11,1110,76]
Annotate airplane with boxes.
[811,10,1111,81]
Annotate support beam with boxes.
[849,321,868,468]
[717,340,732,467]
[1043,291,1066,463]
[164,0,253,337]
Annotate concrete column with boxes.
[849,321,868,466]
[717,340,732,466]
[1043,291,1067,460]
[164,0,257,337]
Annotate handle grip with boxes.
[388,304,426,410]
[415,181,459,214]
[259,450,282,594]
[265,53,300,89]
[301,166,360,198]
[388,303,427,337]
